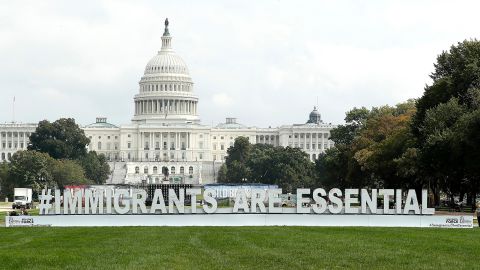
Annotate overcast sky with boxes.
[1,1,479,127]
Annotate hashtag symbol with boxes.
[39,189,52,215]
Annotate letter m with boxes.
[85,189,104,214]
[64,189,83,214]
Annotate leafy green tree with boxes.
[7,150,55,197]
[28,118,90,160]
[217,163,228,182]
[411,40,480,208]
[0,162,10,198]
[51,159,92,188]
[78,152,110,184]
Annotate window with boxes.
[213,136,216,139]
[98,142,102,150]
[171,166,176,174]
[220,144,224,150]
[107,143,111,150]
[135,166,140,174]
[144,166,148,174]
[199,153,203,160]
[312,144,316,149]
[189,166,193,175]
[1,153,4,160]
[180,166,184,174]
[163,142,167,150]
[98,136,101,139]
[107,136,110,139]
[153,166,158,174]
[155,142,160,149]
[294,134,298,138]
[213,155,216,160]
[128,134,131,138]
[114,143,118,150]
[213,143,217,150]
[127,142,131,149]
[312,154,316,160]
[115,136,118,139]
[145,153,149,159]
[221,136,224,140]
[127,153,131,160]
[199,142,203,149]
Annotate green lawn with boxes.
[0,226,478,269]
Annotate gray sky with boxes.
[1,1,479,127]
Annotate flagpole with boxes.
[12,96,15,123]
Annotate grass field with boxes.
[0,226,478,269]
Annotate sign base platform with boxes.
[5,214,474,228]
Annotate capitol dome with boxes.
[307,106,322,124]
[132,18,199,124]
[144,50,190,75]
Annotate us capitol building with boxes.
[0,19,336,185]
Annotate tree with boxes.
[222,137,316,192]
[217,164,228,182]
[50,159,91,188]
[7,150,55,197]
[28,118,90,160]
[0,162,10,198]
[78,152,110,184]
[411,40,480,208]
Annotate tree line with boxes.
[0,118,110,198]
[220,40,480,209]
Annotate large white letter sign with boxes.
[296,189,311,214]
[361,189,377,214]
[114,189,130,214]
[328,188,343,214]
[85,189,104,214]
[233,189,249,213]
[150,189,167,214]
[203,188,217,214]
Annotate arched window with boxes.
[171,166,176,174]
[97,142,102,150]
[180,166,184,174]
[144,166,148,174]
[189,166,193,175]
[153,166,158,174]
[162,166,168,176]
[135,166,139,174]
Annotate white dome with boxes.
[132,18,199,125]
[144,51,190,75]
